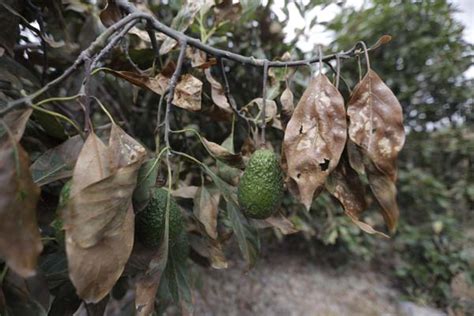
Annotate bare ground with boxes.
[192,243,401,316]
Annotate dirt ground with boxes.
[192,243,402,316]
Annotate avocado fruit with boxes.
[135,188,184,248]
[237,149,284,219]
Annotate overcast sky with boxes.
[271,0,473,76]
[273,0,473,48]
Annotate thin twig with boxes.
[115,0,381,68]
[91,20,139,69]
[164,40,188,151]
[218,58,247,121]
[260,61,269,146]
[1,12,146,117]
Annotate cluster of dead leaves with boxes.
[282,67,405,234]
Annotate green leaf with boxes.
[133,157,160,213]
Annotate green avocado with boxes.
[135,188,184,248]
[237,149,284,219]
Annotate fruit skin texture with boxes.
[135,188,184,248]
[237,149,284,219]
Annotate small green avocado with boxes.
[237,149,284,219]
[135,188,184,248]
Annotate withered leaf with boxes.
[204,69,232,113]
[325,157,367,220]
[30,135,84,186]
[159,0,213,55]
[347,69,405,181]
[63,125,146,303]
[99,0,123,27]
[265,212,298,235]
[103,70,168,96]
[0,140,42,278]
[202,137,244,169]
[0,109,32,142]
[187,47,215,69]
[242,98,282,130]
[105,70,202,112]
[365,159,400,234]
[283,73,347,209]
[173,74,202,112]
[280,87,294,126]
[325,156,387,237]
[214,0,242,23]
[193,186,220,239]
[172,186,199,199]
[67,205,134,304]
[188,234,228,269]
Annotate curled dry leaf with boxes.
[265,212,298,235]
[30,135,84,186]
[0,140,42,278]
[105,70,203,112]
[0,109,33,142]
[347,69,405,181]
[325,156,388,238]
[63,125,146,303]
[202,137,244,169]
[283,73,347,210]
[242,98,282,130]
[280,87,294,125]
[159,0,213,55]
[204,69,232,114]
[214,0,242,23]
[347,69,405,232]
[172,186,199,199]
[365,159,400,233]
[188,234,228,269]
[99,0,123,27]
[193,186,220,239]
[174,74,203,112]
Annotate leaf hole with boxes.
[372,128,377,134]
[299,125,303,134]
[296,173,301,179]
[319,159,330,171]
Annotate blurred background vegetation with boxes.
[0,0,473,313]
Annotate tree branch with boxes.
[115,0,379,68]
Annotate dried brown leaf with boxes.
[202,138,244,168]
[325,157,387,237]
[280,87,294,124]
[283,73,347,209]
[172,186,199,199]
[193,187,220,239]
[188,234,228,269]
[214,0,242,23]
[365,159,400,233]
[67,205,135,303]
[63,125,146,302]
[265,213,298,235]
[105,70,202,112]
[325,157,367,219]
[204,69,232,113]
[30,135,84,186]
[0,109,32,142]
[0,140,42,278]
[99,0,123,27]
[160,0,213,55]
[187,47,216,69]
[347,69,405,181]
[174,74,202,112]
